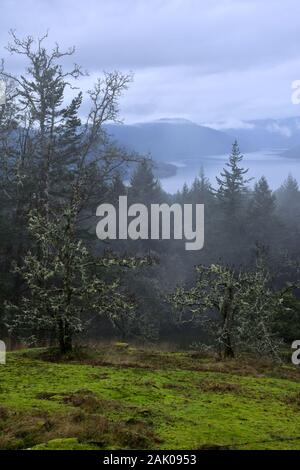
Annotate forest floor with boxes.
[1,343,300,450]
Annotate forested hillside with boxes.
[0,33,300,359]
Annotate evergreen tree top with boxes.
[216,140,252,198]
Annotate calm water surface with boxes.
[161,149,300,193]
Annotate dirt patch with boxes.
[198,379,242,394]
[36,389,125,414]
[61,390,124,413]
[162,383,185,391]
[114,421,162,449]
[198,443,233,450]
[36,392,58,400]
[0,406,161,450]
[283,391,300,409]
[0,407,10,420]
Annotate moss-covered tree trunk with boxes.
[221,286,235,359]
[58,319,73,354]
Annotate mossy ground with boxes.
[1,344,300,450]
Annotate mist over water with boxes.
[161,149,300,193]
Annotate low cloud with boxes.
[1,0,300,123]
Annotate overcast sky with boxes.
[1,0,300,126]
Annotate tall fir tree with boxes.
[248,176,276,243]
[216,140,251,217]
[276,174,300,222]
[215,141,252,261]
[190,167,214,205]
[129,160,162,204]
[275,174,300,252]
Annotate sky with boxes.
[1,0,300,127]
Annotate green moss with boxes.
[1,347,300,450]
[30,438,100,450]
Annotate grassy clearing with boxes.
[0,344,300,450]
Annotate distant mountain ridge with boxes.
[104,118,234,163]
[104,116,300,168]
[281,145,300,159]
[223,116,300,151]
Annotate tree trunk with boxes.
[58,320,73,354]
[223,329,235,358]
[221,286,235,359]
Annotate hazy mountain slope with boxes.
[281,145,300,159]
[104,118,233,162]
[225,116,300,151]
[105,116,300,165]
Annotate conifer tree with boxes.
[190,167,214,205]
[129,160,162,204]
[248,176,276,243]
[177,182,190,203]
[276,174,300,222]
[216,140,251,217]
